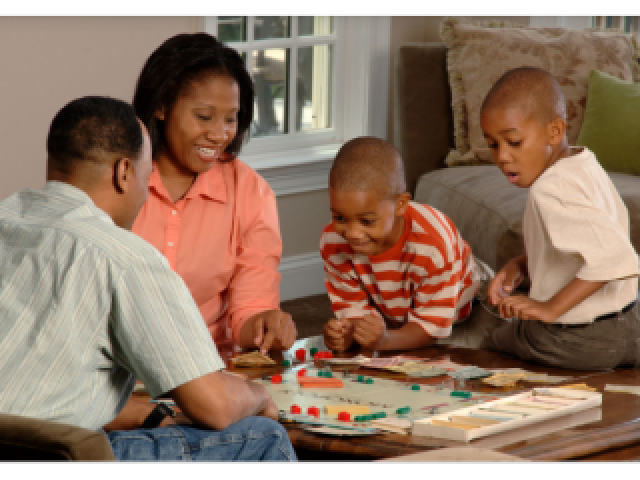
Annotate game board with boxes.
[255,366,503,434]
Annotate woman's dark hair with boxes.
[133,32,254,159]
[47,96,143,175]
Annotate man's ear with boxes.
[113,157,133,194]
[155,107,165,121]
[395,192,411,216]
[547,117,566,145]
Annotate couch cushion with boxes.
[414,166,640,273]
[577,70,640,175]
[439,17,640,167]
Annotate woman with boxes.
[132,33,296,353]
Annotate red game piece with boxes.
[290,404,301,414]
[337,411,350,422]
[270,374,282,384]
[314,351,334,360]
[297,368,307,377]
[307,406,321,418]
[295,348,306,362]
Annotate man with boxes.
[0,96,296,461]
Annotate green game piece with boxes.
[411,384,420,391]
[396,406,410,415]
[365,377,373,384]
[372,412,386,419]
[325,371,332,378]
[357,375,365,383]
[354,415,363,422]
[362,415,372,422]
[310,347,318,356]
[317,371,324,377]
[451,390,472,398]
[282,359,290,367]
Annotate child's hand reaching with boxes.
[323,317,354,352]
[352,314,386,349]
[497,295,557,323]
[489,258,525,305]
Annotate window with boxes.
[592,16,639,36]
[204,16,390,183]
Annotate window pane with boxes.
[296,44,333,131]
[254,17,290,40]
[298,16,334,36]
[217,16,246,42]
[251,48,289,137]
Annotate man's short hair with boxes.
[47,96,143,175]
[481,66,566,124]
[329,137,406,197]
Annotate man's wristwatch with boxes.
[141,403,176,429]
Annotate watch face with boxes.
[157,403,176,417]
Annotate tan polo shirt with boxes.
[524,147,638,324]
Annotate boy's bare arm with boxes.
[498,277,606,323]
[353,316,434,351]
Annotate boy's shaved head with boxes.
[330,137,406,197]
[481,67,566,123]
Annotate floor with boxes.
[280,293,333,339]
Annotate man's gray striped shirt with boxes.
[0,181,224,430]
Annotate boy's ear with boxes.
[155,107,165,121]
[113,157,133,194]
[395,192,411,216]
[547,117,566,145]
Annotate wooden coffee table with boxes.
[227,336,640,461]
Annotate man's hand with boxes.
[323,317,354,352]
[497,295,557,323]
[352,314,386,349]
[248,309,297,354]
[257,395,280,421]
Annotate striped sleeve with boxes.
[405,204,478,338]
[320,226,379,319]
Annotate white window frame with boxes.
[204,16,391,195]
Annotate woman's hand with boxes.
[247,309,297,354]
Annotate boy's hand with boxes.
[323,317,354,352]
[489,261,524,305]
[497,295,557,323]
[248,309,297,354]
[352,314,386,349]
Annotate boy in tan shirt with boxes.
[481,66,639,370]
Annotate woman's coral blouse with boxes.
[132,157,282,347]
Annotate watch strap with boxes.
[141,403,175,429]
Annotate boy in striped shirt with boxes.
[321,137,490,352]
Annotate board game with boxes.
[254,365,503,434]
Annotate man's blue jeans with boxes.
[106,416,296,461]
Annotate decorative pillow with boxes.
[576,69,640,175]
[440,17,640,167]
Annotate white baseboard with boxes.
[278,252,326,301]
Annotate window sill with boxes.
[239,144,339,196]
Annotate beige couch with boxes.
[393,41,640,273]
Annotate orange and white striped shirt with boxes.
[320,202,479,339]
